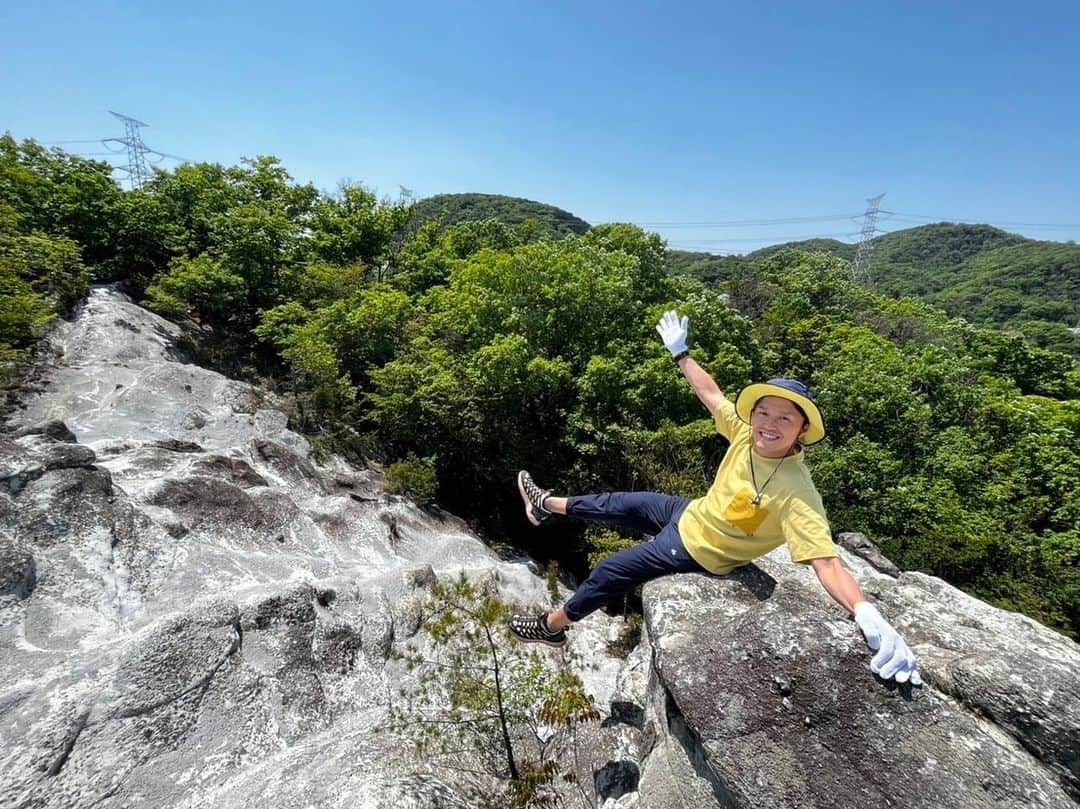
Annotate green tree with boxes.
[144,254,247,332]
[392,574,598,808]
[306,183,413,277]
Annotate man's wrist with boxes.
[672,349,690,362]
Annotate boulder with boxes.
[642,549,1079,808]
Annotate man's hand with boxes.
[853,602,923,685]
[656,310,689,355]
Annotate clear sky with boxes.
[3,1,1079,253]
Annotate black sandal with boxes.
[517,470,553,526]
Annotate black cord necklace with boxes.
[749,450,787,506]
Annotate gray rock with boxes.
[837,531,901,577]
[0,534,35,599]
[251,437,327,493]
[12,419,77,443]
[142,475,270,532]
[642,553,1079,808]
[38,441,97,471]
[15,466,116,548]
[188,454,268,488]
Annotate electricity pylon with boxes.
[105,111,153,189]
[852,193,885,284]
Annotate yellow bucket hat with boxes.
[734,378,826,446]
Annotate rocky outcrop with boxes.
[0,289,593,809]
[639,551,1079,807]
[2,287,1077,808]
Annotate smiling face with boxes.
[750,395,809,458]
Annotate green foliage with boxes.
[385,454,438,504]
[410,193,590,239]
[0,229,89,317]
[672,223,1079,357]
[665,249,751,286]
[606,613,643,659]
[366,230,759,520]
[0,151,94,388]
[306,183,413,275]
[863,224,1079,356]
[0,253,55,385]
[866,222,1026,297]
[144,254,247,329]
[391,574,598,807]
[585,527,638,570]
[4,135,1076,639]
[0,134,124,268]
[544,561,561,607]
[748,238,858,264]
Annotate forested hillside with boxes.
[669,223,1080,356]
[2,135,1077,639]
[411,192,590,239]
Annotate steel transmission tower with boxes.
[105,111,153,188]
[852,193,885,283]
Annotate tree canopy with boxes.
[3,136,1076,639]
[668,223,1080,357]
[411,193,590,240]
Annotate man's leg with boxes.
[509,517,702,641]
[517,470,688,534]
[556,520,700,626]
[564,491,688,536]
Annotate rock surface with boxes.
[1,287,1077,808]
[0,289,616,809]
[642,550,1080,807]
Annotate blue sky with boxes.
[3,1,1079,252]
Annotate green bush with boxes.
[385,454,438,504]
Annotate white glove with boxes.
[853,602,923,685]
[656,310,689,355]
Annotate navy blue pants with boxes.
[562,492,706,621]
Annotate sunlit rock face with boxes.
[2,287,1077,809]
[1,288,606,809]
[641,541,1080,808]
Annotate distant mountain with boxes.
[666,239,856,286]
[410,193,591,238]
[667,223,1079,356]
[747,238,857,263]
[863,223,1029,298]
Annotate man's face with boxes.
[750,395,808,458]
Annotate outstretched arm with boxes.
[811,556,922,685]
[656,310,726,415]
[810,556,866,615]
[677,354,726,416]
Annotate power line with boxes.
[637,214,860,228]
[668,231,860,246]
[37,113,190,187]
[633,211,1080,232]
[881,210,1080,229]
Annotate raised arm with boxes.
[656,310,726,415]
[677,354,726,415]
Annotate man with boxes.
[508,310,921,686]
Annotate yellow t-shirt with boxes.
[678,397,836,574]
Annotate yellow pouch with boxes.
[723,489,769,535]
